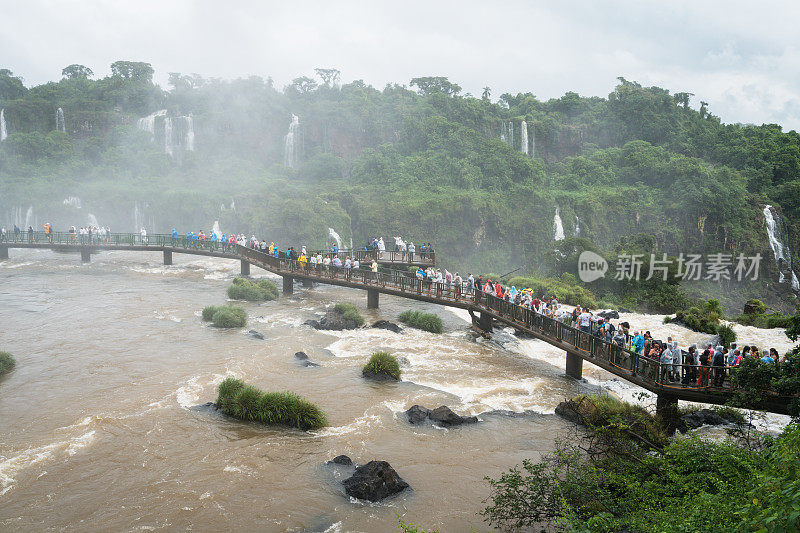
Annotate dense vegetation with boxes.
[362,351,401,380]
[482,394,800,532]
[737,298,793,329]
[226,277,279,301]
[2,64,799,312]
[216,377,326,430]
[201,304,247,328]
[398,310,443,333]
[333,302,364,327]
[0,351,15,375]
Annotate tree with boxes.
[61,64,94,79]
[314,68,340,87]
[410,76,461,97]
[110,61,154,82]
[699,101,709,118]
[482,86,491,100]
[672,92,693,110]
[0,69,27,100]
[168,72,204,91]
[289,76,318,94]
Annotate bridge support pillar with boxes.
[240,260,250,276]
[478,312,493,333]
[80,248,91,263]
[0,246,7,260]
[656,394,680,434]
[163,250,173,266]
[303,278,313,288]
[367,289,379,309]
[282,275,293,295]
[565,352,583,379]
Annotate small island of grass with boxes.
[333,302,365,327]
[0,351,16,375]
[362,351,401,381]
[398,310,443,333]
[216,377,327,430]
[202,304,248,328]
[227,277,279,301]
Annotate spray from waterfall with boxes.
[284,114,300,167]
[212,221,222,241]
[0,109,7,141]
[24,206,33,229]
[56,107,66,133]
[520,120,528,155]
[328,227,343,250]
[63,196,82,209]
[531,123,535,157]
[553,207,565,241]
[87,214,99,227]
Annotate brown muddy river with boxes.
[0,249,791,531]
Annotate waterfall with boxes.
[184,116,195,151]
[212,221,222,240]
[500,122,507,144]
[56,107,66,133]
[553,207,565,241]
[531,123,535,157]
[328,227,343,250]
[284,114,300,168]
[574,215,581,237]
[63,196,82,209]
[520,120,528,155]
[164,117,173,156]
[24,206,33,229]
[87,213,99,227]
[136,109,167,137]
[508,121,514,149]
[763,205,800,290]
[0,108,7,141]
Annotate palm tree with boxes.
[482,86,491,100]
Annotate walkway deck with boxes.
[1,232,792,415]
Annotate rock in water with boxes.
[554,400,583,425]
[678,408,742,433]
[370,320,403,333]
[294,351,309,360]
[342,460,409,502]
[405,405,431,424]
[329,455,353,466]
[247,330,265,340]
[306,310,361,331]
[598,310,620,320]
[302,360,320,367]
[429,405,478,427]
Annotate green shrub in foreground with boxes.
[227,277,279,301]
[215,377,327,430]
[362,351,401,380]
[334,302,365,326]
[716,323,737,348]
[212,305,248,328]
[0,351,16,375]
[398,310,443,333]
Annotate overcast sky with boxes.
[2,0,799,130]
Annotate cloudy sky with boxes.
[2,0,799,130]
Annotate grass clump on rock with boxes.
[398,310,443,333]
[227,277,279,301]
[362,351,401,381]
[201,304,247,328]
[334,302,365,327]
[0,351,16,375]
[216,377,327,430]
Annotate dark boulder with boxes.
[189,401,218,413]
[302,360,320,367]
[396,356,410,367]
[678,409,742,433]
[306,310,361,331]
[429,405,478,427]
[328,454,353,466]
[371,320,403,333]
[362,369,398,381]
[405,405,431,425]
[598,310,620,320]
[342,460,409,502]
[247,330,265,340]
[294,351,309,360]
[554,400,583,425]
[404,405,477,427]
